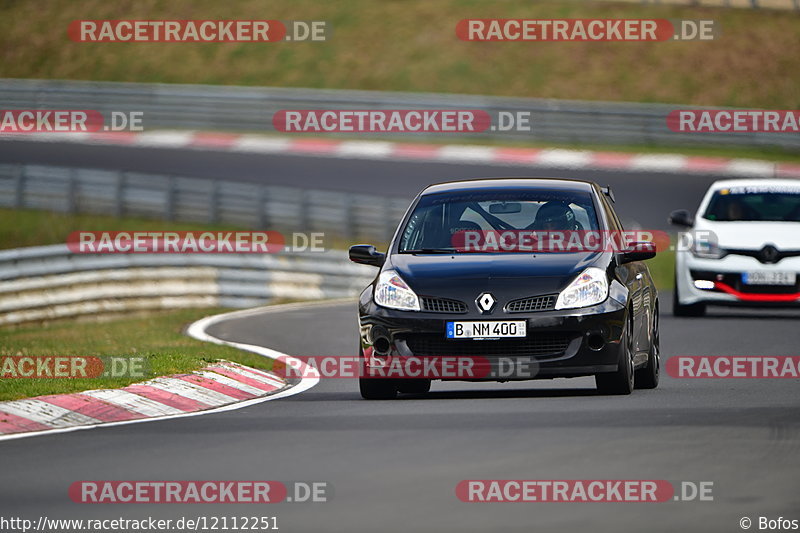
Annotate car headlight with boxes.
[691,238,726,259]
[555,267,609,310]
[374,270,420,311]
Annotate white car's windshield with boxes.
[703,185,800,222]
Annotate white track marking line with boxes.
[336,141,394,158]
[725,159,776,177]
[231,135,292,153]
[629,154,689,172]
[437,145,496,162]
[134,131,194,147]
[537,149,593,168]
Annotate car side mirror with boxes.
[349,245,386,267]
[668,209,694,228]
[621,241,656,264]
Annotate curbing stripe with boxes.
[0,399,101,428]
[39,393,146,422]
[205,367,283,392]
[79,390,186,417]
[2,130,796,177]
[193,370,268,396]
[176,374,256,400]
[142,377,237,407]
[124,382,221,410]
[210,362,286,388]
[0,411,51,433]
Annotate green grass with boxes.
[647,248,675,291]
[0,209,244,250]
[0,0,798,108]
[0,308,277,402]
[0,208,361,251]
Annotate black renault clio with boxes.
[349,178,660,399]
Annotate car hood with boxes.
[695,219,800,250]
[389,252,607,299]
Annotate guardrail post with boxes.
[258,186,269,228]
[165,176,176,221]
[209,180,220,224]
[67,168,78,214]
[343,193,354,241]
[13,164,24,208]
[382,197,393,242]
[115,171,125,218]
[300,190,311,232]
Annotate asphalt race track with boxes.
[0,139,726,229]
[1,142,799,532]
[1,298,799,532]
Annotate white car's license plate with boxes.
[446,321,526,339]
[742,271,796,286]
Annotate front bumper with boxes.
[358,293,626,381]
[676,250,800,307]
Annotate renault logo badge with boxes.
[476,292,497,314]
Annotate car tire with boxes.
[595,314,634,395]
[359,377,398,400]
[359,345,397,400]
[635,305,659,389]
[673,277,706,317]
[397,379,431,394]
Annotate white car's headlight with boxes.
[691,238,725,259]
[555,267,609,310]
[374,270,420,311]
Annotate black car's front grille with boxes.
[404,334,572,358]
[421,296,468,314]
[505,295,557,313]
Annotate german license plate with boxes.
[446,321,526,339]
[742,271,796,286]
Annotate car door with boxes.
[599,194,646,358]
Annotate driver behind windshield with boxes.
[528,201,583,231]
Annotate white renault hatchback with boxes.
[669,179,800,316]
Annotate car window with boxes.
[703,185,800,222]
[398,188,600,253]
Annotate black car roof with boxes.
[420,177,597,196]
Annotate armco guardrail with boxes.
[1,78,796,149]
[0,244,376,325]
[0,163,410,243]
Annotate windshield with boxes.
[398,188,600,253]
[703,185,800,222]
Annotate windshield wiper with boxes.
[401,248,459,254]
